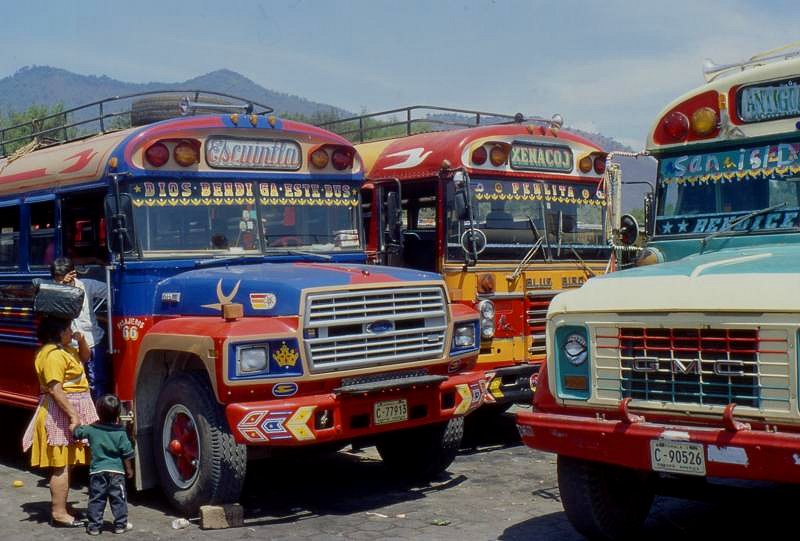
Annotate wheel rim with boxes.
[162,404,200,489]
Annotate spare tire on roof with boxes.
[130,94,239,127]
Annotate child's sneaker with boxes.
[113,522,132,534]
[86,526,101,536]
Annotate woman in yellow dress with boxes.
[22,316,99,527]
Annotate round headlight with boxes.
[481,320,495,339]
[239,346,268,373]
[478,299,495,320]
[563,334,588,366]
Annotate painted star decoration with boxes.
[661,221,673,234]
[677,220,689,233]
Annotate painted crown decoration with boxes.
[273,342,299,368]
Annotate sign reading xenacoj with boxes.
[510,143,573,173]
[738,77,800,123]
[206,137,301,170]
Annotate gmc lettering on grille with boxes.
[630,357,744,376]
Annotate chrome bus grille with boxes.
[526,291,555,356]
[594,326,791,411]
[303,286,447,373]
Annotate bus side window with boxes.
[0,205,20,270]
[29,201,56,268]
[62,191,109,265]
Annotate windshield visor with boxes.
[656,143,800,236]
[128,180,362,256]
[446,178,608,261]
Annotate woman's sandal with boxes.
[50,517,86,528]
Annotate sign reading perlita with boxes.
[206,137,302,170]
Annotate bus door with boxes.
[371,179,403,266]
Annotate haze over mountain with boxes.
[0,66,349,119]
[0,66,654,210]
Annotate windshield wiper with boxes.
[569,246,597,279]
[284,249,332,261]
[700,202,787,252]
[194,255,266,268]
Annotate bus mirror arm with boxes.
[106,175,140,263]
[453,170,478,267]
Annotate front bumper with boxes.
[226,371,485,445]
[516,410,800,483]
[483,363,540,405]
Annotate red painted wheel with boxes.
[154,372,246,515]
[163,406,200,488]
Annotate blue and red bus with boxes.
[0,92,484,513]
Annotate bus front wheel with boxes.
[154,371,247,515]
[375,417,464,479]
[557,455,654,540]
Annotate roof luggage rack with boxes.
[0,90,274,158]
[318,105,562,143]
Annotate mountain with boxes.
[0,66,651,211]
[0,66,349,118]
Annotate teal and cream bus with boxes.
[517,46,800,539]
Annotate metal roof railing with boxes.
[0,90,274,158]
[318,105,561,144]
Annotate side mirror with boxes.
[385,191,402,245]
[619,214,640,246]
[104,194,137,254]
[643,193,654,236]
[452,172,470,221]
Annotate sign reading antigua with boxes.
[738,77,800,123]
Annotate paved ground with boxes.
[1,404,797,540]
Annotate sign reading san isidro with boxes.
[660,141,800,184]
[510,143,573,173]
[205,137,302,170]
[738,77,800,123]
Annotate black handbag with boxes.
[33,280,85,319]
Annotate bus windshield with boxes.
[655,143,800,236]
[446,178,608,261]
[127,179,362,255]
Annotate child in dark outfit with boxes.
[74,394,135,535]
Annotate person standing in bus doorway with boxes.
[50,257,109,400]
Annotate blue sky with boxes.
[1,0,797,147]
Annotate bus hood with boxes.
[549,244,800,315]
[154,262,442,318]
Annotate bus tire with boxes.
[154,371,246,515]
[557,455,654,541]
[130,95,234,126]
[375,417,464,479]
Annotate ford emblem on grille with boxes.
[366,320,393,334]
